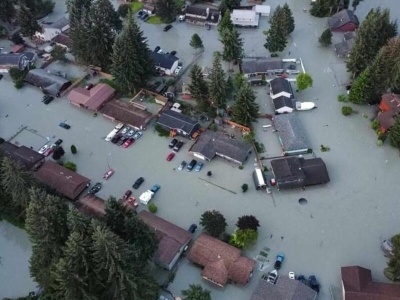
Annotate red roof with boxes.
[341,266,400,300]
[68,83,115,111]
[376,111,396,132]
[11,44,25,53]
[380,93,400,114]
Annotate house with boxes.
[254,5,271,17]
[68,83,115,111]
[242,57,284,78]
[0,142,45,171]
[35,17,70,41]
[334,31,356,58]
[76,194,106,217]
[0,52,36,72]
[101,99,153,130]
[270,78,295,114]
[11,44,25,54]
[187,233,255,287]
[149,51,179,76]
[250,274,317,300]
[231,9,259,27]
[328,9,359,32]
[24,69,72,97]
[189,130,252,165]
[341,266,400,300]
[53,33,72,52]
[185,5,221,26]
[138,211,192,270]
[273,114,311,155]
[34,161,90,200]
[376,93,400,132]
[157,109,200,137]
[270,157,330,190]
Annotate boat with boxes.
[296,102,316,111]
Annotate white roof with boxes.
[254,5,271,14]
[139,190,153,204]
[231,9,257,20]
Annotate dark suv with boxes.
[173,140,184,152]
[169,138,178,148]
[132,177,144,189]
[186,159,197,171]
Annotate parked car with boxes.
[186,159,197,171]
[122,190,132,200]
[85,83,94,90]
[173,140,183,152]
[140,13,148,20]
[382,239,394,257]
[163,24,173,31]
[121,127,129,135]
[194,162,203,172]
[265,269,278,284]
[122,138,134,148]
[169,138,178,148]
[133,131,142,139]
[137,10,144,17]
[127,129,136,137]
[43,96,54,104]
[106,129,119,142]
[166,152,175,161]
[274,253,285,270]
[0,74,3,80]
[188,224,197,233]
[88,182,102,194]
[54,139,63,146]
[111,134,121,144]
[150,184,161,193]
[308,276,320,293]
[132,177,144,189]
[289,272,295,279]
[177,160,187,171]
[154,46,161,53]
[38,144,50,154]
[288,64,296,70]
[297,275,308,286]
[118,137,128,146]
[59,122,71,129]
[174,65,182,75]
[143,14,150,21]
[115,123,124,130]
[170,50,177,56]
[103,169,115,180]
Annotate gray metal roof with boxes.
[24,69,71,96]
[43,16,69,30]
[273,114,310,152]
[149,51,179,70]
[0,52,35,70]
[242,57,283,74]
[273,96,295,110]
[334,40,354,57]
[328,9,359,30]
[270,78,294,97]
[157,109,199,135]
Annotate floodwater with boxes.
[0,221,37,299]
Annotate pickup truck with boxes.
[139,184,161,205]
[274,253,285,270]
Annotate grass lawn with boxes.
[130,1,143,13]
[147,15,163,24]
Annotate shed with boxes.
[24,69,71,96]
[254,5,271,17]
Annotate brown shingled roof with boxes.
[187,233,255,286]
[68,83,115,111]
[76,194,106,217]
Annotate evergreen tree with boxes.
[282,3,295,35]
[26,189,69,290]
[209,53,227,109]
[296,73,313,91]
[319,28,332,46]
[155,0,177,23]
[348,67,375,104]
[236,215,260,231]
[310,0,347,17]
[264,7,288,54]
[389,118,400,149]
[188,64,209,109]
[19,0,55,18]
[52,146,65,160]
[0,0,16,22]
[181,284,212,300]
[17,5,41,38]
[190,33,204,49]
[111,14,154,94]
[232,82,259,127]
[219,0,240,14]
[387,234,400,281]
[199,210,227,238]
[347,8,397,77]
[221,27,243,67]
[218,11,233,35]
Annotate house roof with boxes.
[341,266,400,300]
[273,114,310,152]
[101,99,153,129]
[34,161,90,199]
[206,9,221,24]
[149,51,179,70]
[24,69,71,96]
[0,52,35,70]
[270,78,293,97]
[76,194,106,217]
[344,31,356,41]
[381,93,400,114]
[0,142,44,171]
[68,83,115,111]
[186,5,208,17]
[231,9,257,20]
[157,109,199,135]
[187,233,255,286]
[334,39,354,57]
[53,33,72,48]
[189,130,252,164]
[254,5,271,14]
[250,275,317,300]
[376,111,396,132]
[11,44,25,53]
[273,96,295,110]
[139,211,192,266]
[43,17,69,30]
[242,57,283,74]
[328,9,359,30]
[270,157,329,189]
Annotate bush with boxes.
[342,106,353,116]
[337,94,348,102]
[149,203,158,213]
[14,80,24,89]
[241,184,248,192]
[155,124,170,137]
[9,67,25,81]
[71,145,77,154]
[117,3,131,17]
[377,139,384,146]
[64,161,76,172]
[371,119,380,130]
[320,144,330,152]
[209,123,218,132]
[10,33,24,45]
[238,165,244,170]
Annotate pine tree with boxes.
[282,3,295,35]
[221,27,243,67]
[348,67,375,104]
[17,5,41,38]
[111,14,154,94]
[218,11,233,35]
[264,7,288,53]
[219,0,241,13]
[209,53,227,109]
[389,118,400,149]
[0,0,16,22]
[232,82,259,127]
[347,8,397,77]
[190,33,204,49]
[19,0,55,18]
[155,0,177,23]
[189,64,209,108]
[319,28,332,46]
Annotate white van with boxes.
[105,129,118,142]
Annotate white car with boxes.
[139,190,154,205]
[121,127,129,135]
[295,102,316,111]
[133,131,142,140]
[115,123,124,130]
[289,272,295,279]
[174,66,182,75]
[105,128,119,141]
[38,144,49,154]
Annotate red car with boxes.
[103,169,115,180]
[122,138,134,148]
[123,190,132,200]
[166,152,175,161]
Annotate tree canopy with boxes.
[209,53,227,109]
[231,82,259,126]
[319,29,332,47]
[199,210,227,238]
[230,229,258,249]
[389,118,400,150]
[264,5,293,54]
[190,33,204,49]
[182,284,212,300]
[189,64,210,110]
[17,5,41,38]
[296,73,313,91]
[236,215,260,231]
[156,0,177,23]
[221,27,244,67]
[0,0,16,22]
[19,0,55,18]
[310,0,349,17]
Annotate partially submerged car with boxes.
[274,253,285,270]
[88,182,102,194]
[103,169,115,180]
